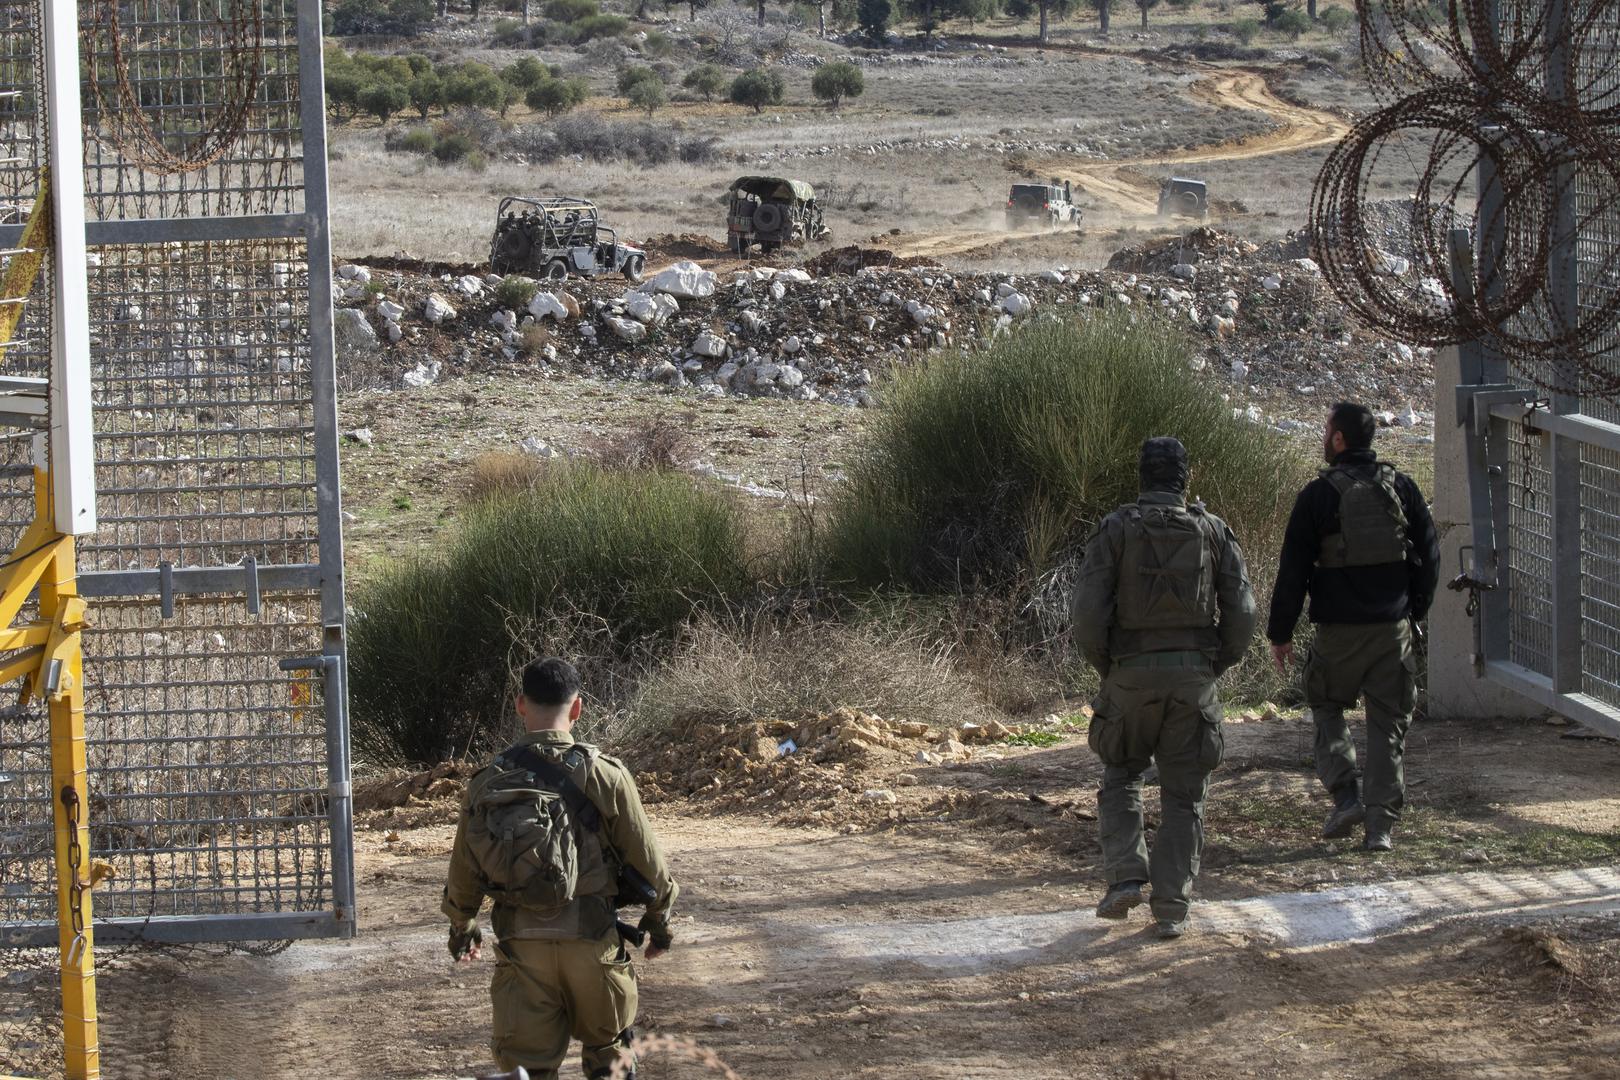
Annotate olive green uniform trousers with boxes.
[490,930,638,1079]
[1304,620,1416,829]
[1089,661,1225,922]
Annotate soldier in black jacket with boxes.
[1268,402,1440,851]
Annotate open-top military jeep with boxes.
[489,197,645,282]
[726,176,829,255]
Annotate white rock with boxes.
[649,360,681,384]
[1293,257,1320,274]
[740,310,766,334]
[1001,292,1032,316]
[774,268,812,285]
[752,363,781,386]
[387,322,403,343]
[332,308,379,361]
[1038,269,1066,284]
[1170,263,1197,282]
[859,315,877,332]
[715,361,740,386]
[528,291,569,321]
[777,366,805,389]
[861,788,898,804]
[604,316,647,343]
[519,436,557,458]
[1262,274,1282,291]
[624,292,662,324]
[1230,359,1249,382]
[995,282,1017,299]
[641,260,717,300]
[769,281,786,302]
[377,300,405,323]
[344,427,374,447]
[1395,342,1414,363]
[691,331,728,358]
[1220,297,1240,317]
[455,274,484,297]
[1210,315,1236,338]
[402,360,440,388]
[781,335,802,355]
[424,294,457,324]
[490,309,517,330]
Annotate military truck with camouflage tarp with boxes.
[489,197,646,282]
[726,176,829,255]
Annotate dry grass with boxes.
[464,450,546,502]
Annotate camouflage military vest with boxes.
[1115,502,1219,632]
[463,742,617,923]
[1317,464,1409,568]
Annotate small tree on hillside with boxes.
[857,0,892,39]
[682,63,727,102]
[627,78,667,116]
[526,77,590,116]
[1133,0,1158,25]
[358,80,410,123]
[616,65,663,97]
[408,71,444,118]
[501,56,550,89]
[729,67,785,112]
[810,61,863,108]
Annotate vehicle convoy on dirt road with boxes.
[1158,177,1210,220]
[726,176,829,255]
[489,196,646,282]
[1006,180,1083,228]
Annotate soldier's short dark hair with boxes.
[521,658,581,707]
[1329,402,1376,450]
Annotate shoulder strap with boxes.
[501,743,602,833]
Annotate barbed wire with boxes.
[1311,0,1620,401]
[79,0,264,174]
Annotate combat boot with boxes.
[1322,783,1365,840]
[1094,880,1146,919]
[1156,918,1187,940]
[1364,813,1394,852]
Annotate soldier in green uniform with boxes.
[443,658,678,1079]
[1268,402,1440,852]
[1072,437,1257,938]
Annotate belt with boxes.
[1116,650,1212,670]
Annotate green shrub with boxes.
[641,29,675,57]
[616,64,662,96]
[1271,6,1309,36]
[357,80,410,123]
[348,464,756,762]
[330,0,436,35]
[570,13,629,40]
[397,125,437,153]
[526,76,591,116]
[857,0,892,38]
[544,0,599,20]
[627,78,666,116]
[1230,15,1260,42]
[432,130,476,162]
[501,56,551,89]
[495,277,540,312]
[681,62,727,101]
[729,67,786,112]
[818,313,1298,591]
[810,60,863,107]
[407,71,443,117]
[1319,4,1353,32]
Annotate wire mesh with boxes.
[1504,423,1555,679]
[1581,442,1620,709]
[0,0,345,946]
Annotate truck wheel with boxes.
[623,256,645,284]
[544,259,568,282]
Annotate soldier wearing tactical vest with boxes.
[1268,402,1440,852]
[1072,437,1257,939]
[442,658,678,1079]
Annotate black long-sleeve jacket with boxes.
[1266,448,1441,643]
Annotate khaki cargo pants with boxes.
[491,930,638,1079]
[1305,620,1416,828]
[1088,659,1224,923]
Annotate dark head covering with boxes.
[1139,436,1189,494]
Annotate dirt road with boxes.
[6,715,1619,1079]
[887,58,1349,260]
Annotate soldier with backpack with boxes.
[1072,437,1257,939]
[1268,402,1440,852]
[442,658,677,1079]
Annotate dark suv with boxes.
[1006,180,1081,228]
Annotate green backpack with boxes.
[1317,464,1409,568]
[1115,502,1218,632]
[464,744,610,917]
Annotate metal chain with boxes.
[1520,397,1549,512]
[60,785,86,963]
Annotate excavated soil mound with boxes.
[1105,225,1260,274]
[804,245,934,276]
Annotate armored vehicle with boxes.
[726,176,829,255]
[1157,177,1209,221]
[1006,180,1082,228]
[489,197,646,282]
